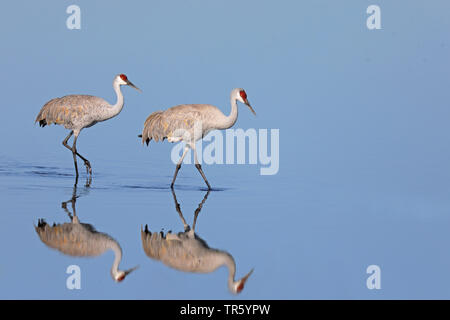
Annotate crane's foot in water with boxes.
[84,160,92,175]
[195,164,212,190]
[85,175,92,187]
[82,161,92,186]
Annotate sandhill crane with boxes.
[140,88,255,189]
[141,189,254,294]
[35,74,141,182]
[35,184,138,282]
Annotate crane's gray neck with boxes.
[104,82,125,121]
[108,239,123,279]
[216,95,238,130]
[218,252,237,291]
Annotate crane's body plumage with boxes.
[35,95,111,133]
[141,226,231,274]
[140,88,255,189]
[36,218,117,257]
[141,104,231,146]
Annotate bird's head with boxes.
[112,266,139,283]
[230,268,254,294]
[115,74,142,92]
[234,88,256,116]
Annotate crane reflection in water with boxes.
[34,183,138,282]
[141,189,254,294]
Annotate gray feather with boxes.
[141,104,223,146]
[35,95,109,130]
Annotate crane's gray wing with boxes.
[140,104,215,145]
[35,95,108,127]
[141,226,212,272]
[141,227,183,260]
[35,219,112,257]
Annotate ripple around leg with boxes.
[17,164,75,178]
[28,170,74,178]
[120,184,170,191]
[119,183,230,192]
[0,161,94,183]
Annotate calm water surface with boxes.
[2,146,450,300]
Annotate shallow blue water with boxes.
[2,142,450,300]
[0,156,293,299]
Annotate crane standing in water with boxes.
[141,190,254,294]
[35,185,138,282]
[140,88,255,190]
[35,74,141,180]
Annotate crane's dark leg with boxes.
[71,135,92,178]
[195,164,211,190]
[75,151,92,176]
[62,131,79,179]
[192,190,210,232]
[72,139,91,177]
[171,188,190,231]
[62,131,74,149]
[62,131,79,182]
[61,184,80,223]
[63,133,92,177]
[193,147,211,190]
[62,131,91,178]
[63,132,76,174]
[171,146,190,189]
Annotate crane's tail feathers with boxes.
[35,99,69,127]
[141,111,167,146]
[137,134,151,146]
[141,224,181,261]
[36,218,47,228]
[35,109,48,127]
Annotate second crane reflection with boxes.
[141,190,254,294]
[35,184,138,282]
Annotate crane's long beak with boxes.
[245,100,256,116]
[242,268,254,283]
[235,268,254,294]
[127,80,142,93]
[124,265,139,277]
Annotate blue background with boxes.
[1,0,450,299]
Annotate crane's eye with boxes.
[120,74,128,81]
[239,90,247,100]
